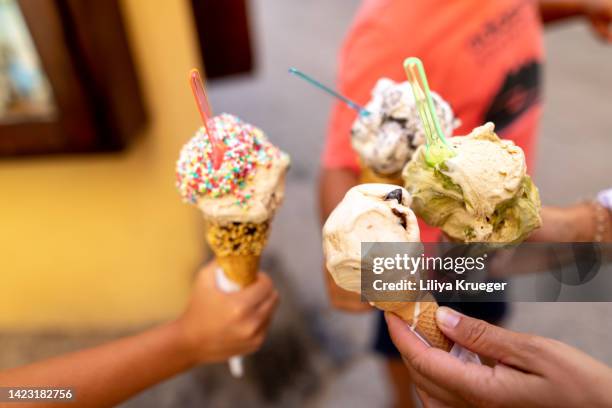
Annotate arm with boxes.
[319,167,371,312]
[530,202,611,242]
[0,323,192,407]
[319,23,406,312]
[0,262,278,408]
[318,167,358,224]
[539,0,586,23]
[539,0,612,41]
[472,202,611,278]
[386,308,612,408]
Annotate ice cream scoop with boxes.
[403,122,541,243]
[351,78,458,177]
[323,184,451,350]
[176,113,290,224]
[323,184,419,292]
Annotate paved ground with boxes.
[2,2,611,407]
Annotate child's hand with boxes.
[177,262,279,364]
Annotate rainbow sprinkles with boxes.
[176,113,283,206]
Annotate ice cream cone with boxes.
[177,96,289,378]
[374,299,452,351]
[205,220,270,287]
[359,163,404,185]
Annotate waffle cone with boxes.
[205,220,270,288]
[358,161,403,186]
[374,300,452,351]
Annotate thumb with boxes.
[436,307,539,371]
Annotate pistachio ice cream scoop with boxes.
[403,122,541,243]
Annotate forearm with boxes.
[530,204,599,242]
[318,167,359,224]
[0,321,194,408]
[539,0,586,23]
[319,167,373,311]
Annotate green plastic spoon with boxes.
[404,57,455,167]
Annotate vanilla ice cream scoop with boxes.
[351,78,458,176]
[322,184,419,293]
[403,122,541,243]
[176,113,290,224]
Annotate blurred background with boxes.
[0,0,611,407]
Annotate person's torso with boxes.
[350,0,544,241]
[351,0,543,150]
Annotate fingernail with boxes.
[436,307,460,329]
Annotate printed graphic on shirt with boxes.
[467,0,534,60]
[483,60,542,133]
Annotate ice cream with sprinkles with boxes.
[176,113,290,224]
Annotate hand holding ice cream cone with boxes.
[387,306,612,408]
[176,70,290,375]
[178,262,279,364]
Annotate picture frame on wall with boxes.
[0,0,146,156]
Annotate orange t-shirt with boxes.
[323,0,544,242]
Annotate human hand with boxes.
[176,261,279,364]
[583,0,612,41]
[324,266,372,313]
[386,307,612,408]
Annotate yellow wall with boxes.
[0,0,207,330]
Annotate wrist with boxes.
[169,317,200,367]
[574,200,612,242]
[570,203,596,241]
